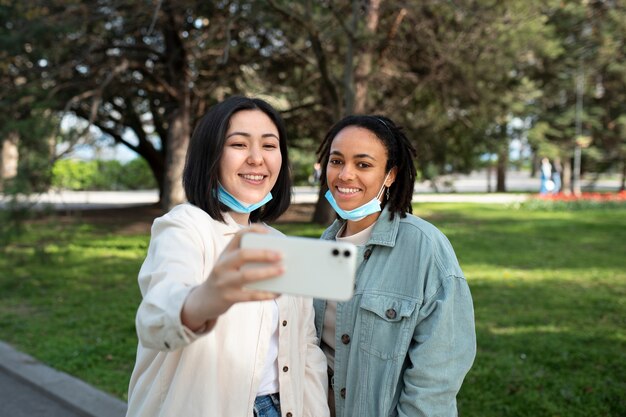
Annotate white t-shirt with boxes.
[257,300,280,395]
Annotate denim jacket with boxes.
[314,207,476,417]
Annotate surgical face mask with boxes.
[325,173,390,222]
[216,184,273,214]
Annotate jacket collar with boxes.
[185,203,244,236]
[321,206,400,248]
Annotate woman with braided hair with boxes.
[314,115,476,417]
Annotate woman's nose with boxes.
[247,146,263,165]
[338,165,354,180]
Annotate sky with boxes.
[58,114,149,163]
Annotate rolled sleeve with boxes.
[135,213,211,351]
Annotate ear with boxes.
[385,166,398,187]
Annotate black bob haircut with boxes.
[316,115,417,219]
[183,96,292,223]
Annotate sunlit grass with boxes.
[425,203,626,416]
[0,203,624,415]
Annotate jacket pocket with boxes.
[358,294,417,359]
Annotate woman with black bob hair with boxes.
[314,114,476,417]
[183,96,292,223]
[127,96,329,417]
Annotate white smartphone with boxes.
[240,233,357,301]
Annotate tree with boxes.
[586,2,626,191]
[527,0,626,194]
[256,1,411,223]
[4,0,272,209]
[6,0,624,213]
[46,1,237,209]
[0,1,63,195]
[251,1,562,210]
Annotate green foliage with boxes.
[51,158,156,191]
[51,159,99,190]
[528,0,626,177]
[4,0,626,201]
[121,158,158,190]
[1,112,59,195]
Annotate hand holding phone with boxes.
[241,233,357,301]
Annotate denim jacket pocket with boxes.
[358,294,417,359]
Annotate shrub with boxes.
[51,158,156,191]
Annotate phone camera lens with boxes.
[332,249,340,256]
[343,250,351,258]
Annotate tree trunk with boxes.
[311,185,336,226]
[160,1,191,211]
[137,142,165,203]
[619,159,626,191]
[562,157,572,195]
[342,0,358,115]
[312,0,380,224]
[161,100,190,210]
[529,149,538,177]
[0,132,19,192]
[496,144,508,192]
[353,0,381,114]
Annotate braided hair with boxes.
[317,115,417,219]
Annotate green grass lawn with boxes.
[1,203,624,416]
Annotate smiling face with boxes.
[218,109,282,207]
[326,126,397,223]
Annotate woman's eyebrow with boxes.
[226,131,279,139]
[330,149,376,160]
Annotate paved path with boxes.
[1,170,620,210]
[0,341,127,417]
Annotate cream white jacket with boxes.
[126,204,329,417]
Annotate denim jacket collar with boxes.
[321,206,400,248]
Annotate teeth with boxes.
[241,174,264,181]
[338,187,360,194]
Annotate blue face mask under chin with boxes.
[217,184,273,214]
[325,173,390,222]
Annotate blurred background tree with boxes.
[2,0,626,220]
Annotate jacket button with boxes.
[283,366,289,372]
[286,413,292,417]
[341,334,350,344]
[340,388,346,398]
[385,308,397,319]
[363,248,372,260]
[282,320,287,326]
